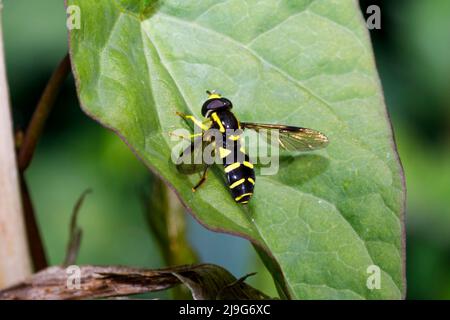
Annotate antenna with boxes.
[206,89,220,96]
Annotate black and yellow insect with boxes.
[175,91,329,204]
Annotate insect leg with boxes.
[192,166,209,192]
[176,111,211,131]
[169,131,202,141]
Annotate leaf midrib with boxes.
[141,15,270,250]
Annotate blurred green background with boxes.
[3,0,449,299]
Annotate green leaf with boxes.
[68,0,405,299]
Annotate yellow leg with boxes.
[168,131,202,141]
[176,111,211,131]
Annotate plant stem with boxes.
[0,2,32,288]
[18,53,70,172]
[20,174,48,271]
[145,178,199,299]
[15,53,71,271]
[146,178,199,266]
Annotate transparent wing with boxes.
[241,122,329,152]
[176,136,215,174]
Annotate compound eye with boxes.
[219,98,232,108]
[202,97,233,116]
[202,99,221,116]
[208,99,227,109]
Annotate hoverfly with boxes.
[174,91,329,204]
